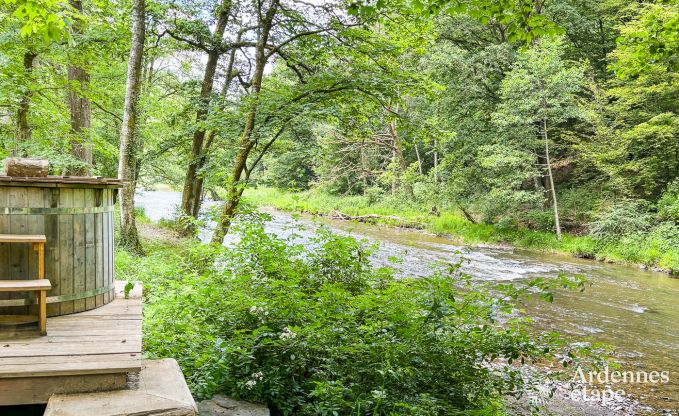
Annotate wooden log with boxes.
[324,210,425,229]
[3,158,49,177]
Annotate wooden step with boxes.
[44,359,197,416]
[0,234,46,243]
[0,279,51,291]
[0,283,143,405]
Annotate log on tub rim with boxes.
[3,158,50,177]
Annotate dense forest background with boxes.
[0,0,677,261]
[1,1,678,412]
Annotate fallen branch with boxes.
[320,210,426,229]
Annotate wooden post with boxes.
[35,242,44,279]
[34,241,46,335]
[38,289,46,335]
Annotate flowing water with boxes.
[136,191,679,413]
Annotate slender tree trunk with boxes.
[414,143,423,175]
[433,138,439,183]
[211,0,279,244]
[386,104,412,198]
[390,149,397,196]
[67,65,92,174]
[360,138,369,189]
[117,0,146,253]
[536,149,551,206]
[67,0,92,175]
[16,51,37,155]
[188,42,238,219]
[542,117,561,239]
[179,0,231,234]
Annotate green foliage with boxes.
[496,37,585,126]
[611,2,679,78]
[350,0,565,45]
[658,180,679,222]
[123,281,135,299]
[588,200,653,243]
[2,0,74,41]
[135,220,577,415]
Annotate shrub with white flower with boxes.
[279,327,297,340]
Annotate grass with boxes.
[244,187,679,274]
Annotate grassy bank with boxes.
[244,187,679,274]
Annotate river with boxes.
[136,191,679,414]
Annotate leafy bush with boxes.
[364,186,384,205]
[658,180,679,222]
[518,210,555,232]
[558,187,599,229]
[137,219,578,415]
[588,200,653,243]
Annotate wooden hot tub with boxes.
[0,176,123,316]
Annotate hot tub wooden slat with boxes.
[0,191,10,308]
[9,187,29,314]
[84,190,95,311]
[59,188,75,315]
[73,189,86,313]
[95,207,104,308]
[0,181,118,316]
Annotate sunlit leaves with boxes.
[349,0,565,45]
[1,0,74,41]
[611,2,679,78]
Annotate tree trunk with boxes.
[433,138,439,183]
[66,0,92,176]
[536,151,551,207]
[414,143,423,175]
[211,0,279,244]
[386,108,412,198]
[360,138,369,189]
[179,0,231,234]
[117,0,146,254]
[16,51,37,155]
[542,117,561,239]
[188,45,238,219]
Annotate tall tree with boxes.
[494,37,584,238]
[168,0,233,233]
[16,49,36,152]
[117,0,146,253]
[2,0,71,155]
[211,0,279,244]
[66,0,92,175]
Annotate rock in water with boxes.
[3,158,49,177]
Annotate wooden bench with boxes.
[0,234,50,335]
[0,279,51,335]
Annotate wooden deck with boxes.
[0,281,142,405]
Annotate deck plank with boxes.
[0,281,142,379]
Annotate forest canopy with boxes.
[0,0,677,258]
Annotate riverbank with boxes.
[119,213,660,416]
[244,187,679,275]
